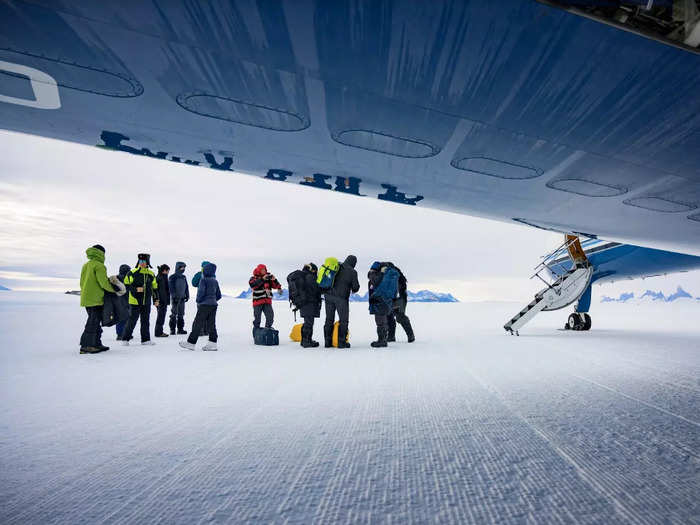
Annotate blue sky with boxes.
[1,130,699,301]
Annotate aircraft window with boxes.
[538,0,700,52]
[547,177,628,197]
[333,130,439,158]
[623,196,697,212]
[452,157,542,179]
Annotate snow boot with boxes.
[371,327,388,348]
[170,329,176,335]
[323,325,333,348]
[98,344,110,352]
[387,318,396,342]
[80,346,101,354]
[179,341,195,351]
[177,329,188,335]
[337,325,350,349]
[141,340,156,346]
[116,335,122,341]
[301,336,320,348]
[155,333,168,338]
[301,325,320,348]
[401,319,415,343]
[202,342,218,351]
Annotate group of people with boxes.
[78,245,415,354]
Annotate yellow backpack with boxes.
[317,257,340,290]
[332,321,349,347]
[289,323,303,342]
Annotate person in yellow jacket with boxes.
[120,253,160,346]
[79,244,115,354]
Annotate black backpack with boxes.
[286,270,307,315]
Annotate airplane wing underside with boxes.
[1,0,700,254]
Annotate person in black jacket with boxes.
[384,262,415,343]
[121,253,159,346]
[154,264,170,337]
[115,263,131,340]
[298,263,322,348]
[168,261,189,335]
[323,255,360,349]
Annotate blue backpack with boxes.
[372,267,399,305]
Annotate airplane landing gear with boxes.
[565,312,591,331]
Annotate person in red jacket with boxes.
[249,264,282,331]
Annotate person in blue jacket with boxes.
[191,261,210,288]
[168,261,189,335]
[367,261,399,348]
[191,260,211,336]
[179,263,221,351]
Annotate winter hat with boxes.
[304,262,318,274]
[136,253,152,268]
[370,261,381,271]
[254,264,268,276]
[92,244,105,254]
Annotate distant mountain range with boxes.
[0,284,10,291]
[236,288,458,303]
[601,286,699,303]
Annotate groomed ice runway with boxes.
[1,292,698,524]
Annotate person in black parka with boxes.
[323,255,360,349]
[384,262,415,343]
[298,263,322,348]
[115,263,131,340]
[168,261,189,335]
[154,264,171,337]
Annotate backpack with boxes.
[331,321,350,348]
[289,323,303,342]
[372,267,399,305]
[383,263,406,296]
[287,270,307,310]
[317,257,339,290]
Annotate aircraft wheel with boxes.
[582,313,592,331]
[567,313,583,330]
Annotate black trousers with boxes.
[80,306,103,348]
[253,303,274,329]
[188,305,218,344]
[154,303,168,335]
[169,299,186,333]
[388,297,412,338]
[122,304,151,342]
[302,316,315,339]
[324,295,349,332]
[374,314,388,330]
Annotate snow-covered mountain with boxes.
[236,288,458,303]
[236,288,289,301]
[601,286,698,303]
[0,284,10,291]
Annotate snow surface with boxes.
[1,292,699,524]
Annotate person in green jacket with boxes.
[121,253,160,346]
[79,244,115,354]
